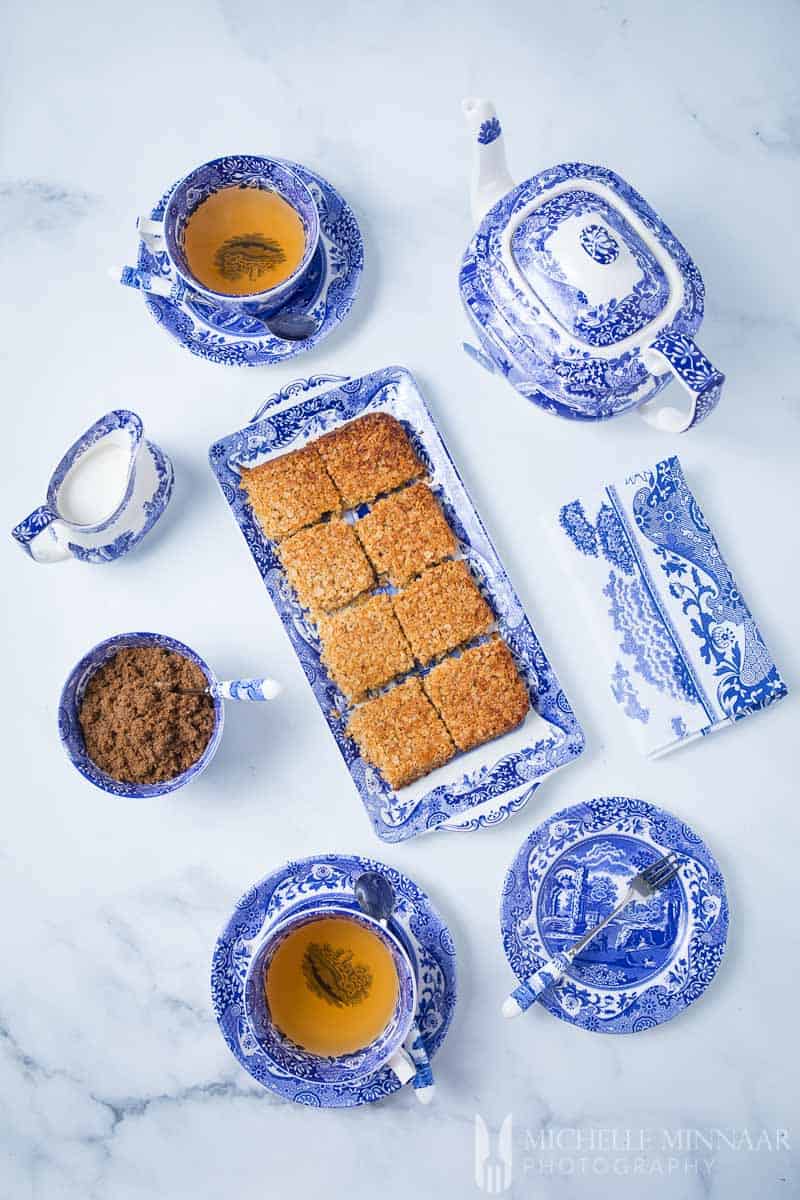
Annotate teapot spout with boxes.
[463,98,515,225]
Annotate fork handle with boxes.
[501,953,571,1018]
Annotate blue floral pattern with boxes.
[509,191,669,347]
[12,412,173,563]
[604,572,696,702]
[58,632,224,797]
[558,499,597,556]
[477,117,502,144]
[632,457,787,719]
[211,854,457,1107]
[579,223,620,264]
[557,457,786,755]
[12,504,60,548]
[501,797,728,1034]
[210,367,585,840]
[610,662,650,724]
[136,162,363,366]
[163,156,319,311]
[648,331,725,427]
[65,442,173,563]
[460,159,721,426]
[596,503,635,574]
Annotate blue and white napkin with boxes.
[554,455,787,757]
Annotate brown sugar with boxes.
[346,677,455,789]
[316,413,425,507]
[318,594,415,702]
[355,482,457,586]
[424,636,530,752]
[392,559,494,665]
[239,444,341,541]
[78,646,215,784]
[279,518,375,613]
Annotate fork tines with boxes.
[641,850,681,890]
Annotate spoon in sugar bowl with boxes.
[354,871,435,1104]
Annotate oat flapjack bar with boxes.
[355,482,457,586]
[424,636,530,752]
[346,677,455,789]
[239,444,341,540]
[279,519,375,613]
[318,594,415,702]
[316,413,425,507]
[393,559,494,665]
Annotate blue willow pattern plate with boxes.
[211,854,456,1107]
[208,367,585,841]
[501,796,729,1034]
[136,161,363,365]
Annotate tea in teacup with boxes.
[183,185,306,296]
[264,915,400,1056]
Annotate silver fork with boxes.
[502,850,681,1019]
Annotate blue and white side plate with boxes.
[136,161,363,366]
[555,455,787,758]
[211,853,457,1107]
[501,796,729,1034]
[209,367,585,841]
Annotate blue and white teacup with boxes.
[12,410,173,565]
[58,631,281,798]
[134,155,320,318]
[244,903,418,1087]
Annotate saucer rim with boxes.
[211,852,458,1107]
[136,161,364,366]
[500,794,729,1035]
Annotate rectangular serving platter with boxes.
[209,366,584,841]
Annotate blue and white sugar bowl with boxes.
[460,99,725,433]
[12,410,173,564]
[58,631,282,798]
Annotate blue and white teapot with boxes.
[459,99,724,433]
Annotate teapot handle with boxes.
[12,505,71,563]
[639,333,725,433]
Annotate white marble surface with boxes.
[2,1,799,1196]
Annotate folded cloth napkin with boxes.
[554,455,787,757]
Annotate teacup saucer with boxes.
[501,796,728,1034]
[136,162,364,366]
[211,853,457,1107]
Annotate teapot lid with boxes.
[465,164,704,361]
[508,187,671,347]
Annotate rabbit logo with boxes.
[474,1113,513,1193]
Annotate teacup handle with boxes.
[114,265,187,303]
[639,333,725,433]
[12,505,71,564]
[217,678,282,702]
[137,216,166,251]
[386,1046,417,1087]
